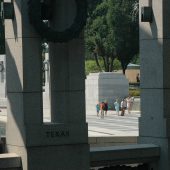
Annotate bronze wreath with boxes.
[28,0,87,43]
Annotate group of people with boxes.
[96,101,108,119]
[96,96,134,118]
[118,96,134,116]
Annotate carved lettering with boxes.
[46,130,69,138]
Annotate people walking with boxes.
[104,101,108,116]
[100,102,105,119]
[120,98,127,116]
[96,103,100,117]
[126,96,133,114]
[114,99,120,116]
[136,73,140,83]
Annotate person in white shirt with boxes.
[126,96,133,114]
[120,98,127,116]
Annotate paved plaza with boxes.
[87,110,140,137]
[0,108,140,137]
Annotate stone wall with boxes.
[86,72,129,114]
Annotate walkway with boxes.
[87,110,140,137]
[0,109,140,137]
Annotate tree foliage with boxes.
[85,58,121,75]
[85,0,139,73]
[85,0,116,72]
[107,0,139,74]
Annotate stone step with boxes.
[89,136,137,147]
[90,144,160,167]
[0,153,22,170]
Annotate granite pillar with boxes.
[5,0,89,169]
[139,0,170,169]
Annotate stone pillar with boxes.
[49,0,89,168]
[5,0,89,170]
[139,0,170,169]
[86,72,129,115]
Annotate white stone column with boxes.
[48,1,89,169]
[5,0,43,169]
[49,0,87,124]
[139,0,170,169]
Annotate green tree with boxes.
[87,0,103,15]
[85,59,103,75]
[85,0,116,72]
[107,0,139,74]
[131,54,140,65]
[85,0,139,73]
[85,58,121,75]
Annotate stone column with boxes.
[49,0,89,168]
[5,0,89,169]
[5,0,43,169]
[49,0,87,125]
[139,0,170,169]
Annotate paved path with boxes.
[87,110,140,137]
[0,109,140,137]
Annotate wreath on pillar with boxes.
[28,0,87,43]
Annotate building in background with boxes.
[125,63,140,83]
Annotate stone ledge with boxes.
[89,137,137,147]
[90,144,160,167]
[0,153,22,169]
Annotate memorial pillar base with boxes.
[7,144,89,170]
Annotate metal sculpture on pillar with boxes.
[28,0,87,42]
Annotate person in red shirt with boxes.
[100,102,105,119]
